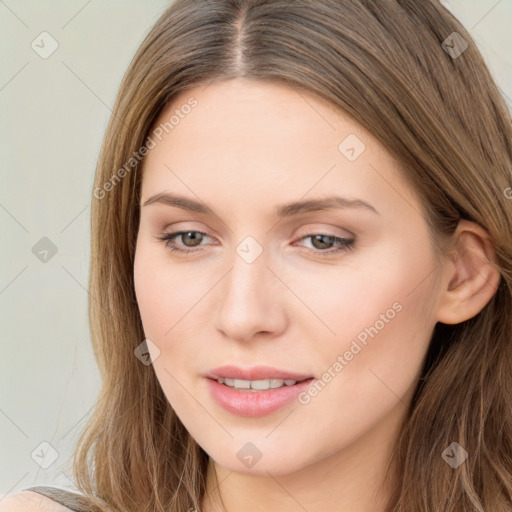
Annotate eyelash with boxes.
[156,230,356,258]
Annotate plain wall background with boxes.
[1,0,511,496]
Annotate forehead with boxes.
[150,78,363,155]
[140,79,419,219]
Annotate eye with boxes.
[157,230,212,255]
[156,230,356,258]
[293,233,356,257]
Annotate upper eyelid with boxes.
[161,220,353,238]
[164,229,353,246]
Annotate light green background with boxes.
[0,0,511,496]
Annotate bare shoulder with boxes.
[0,491,73,512]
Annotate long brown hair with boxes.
[70,1,512,510]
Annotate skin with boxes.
[133,78,500,512]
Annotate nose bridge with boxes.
[213,234,285,340]
[223,236,269,307]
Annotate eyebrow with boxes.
[142,192,379,217]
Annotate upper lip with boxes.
[205,365,314,382]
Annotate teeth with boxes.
[217,377,299,390]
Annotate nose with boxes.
[213,245,287,343]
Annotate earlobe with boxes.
[436,220,501,325]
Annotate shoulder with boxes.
[0,491,73,512]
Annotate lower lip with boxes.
[205,377,315,417]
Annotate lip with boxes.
[205,365,314,382]
[205,377,316,417]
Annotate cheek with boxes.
[309,245,436,411]
[285,236,434,342]
[134,248,199,414]
[133,245,209,380]
[134,243,197,338]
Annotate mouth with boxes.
[205,376,316,417]
[203,365,316,416]
[211,376,313,391]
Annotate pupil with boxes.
[183,232,202,246]
[313,235,332,249]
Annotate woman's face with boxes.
[134,78,445,477]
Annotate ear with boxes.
[436,219,501,325]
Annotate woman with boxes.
[6,0,512,511]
